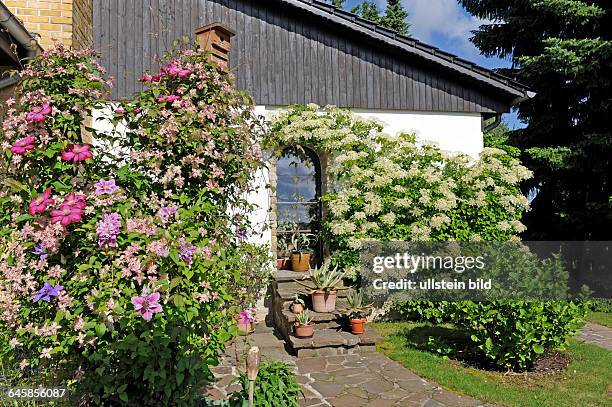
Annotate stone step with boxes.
[281,310,343,330]
[286,328,381,358]
[281,297,350,312]
[274,269,312,282]
[276,284,351,301]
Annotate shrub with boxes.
[231,360,300,407]
[446,301,585,371]
[0,45,265,405]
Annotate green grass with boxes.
[585,312,612,328]
[373,322,612,407]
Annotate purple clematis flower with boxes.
[34,282,63,302]
[94,178,119,195]
[131,292,163,321]
[33,244,47,260]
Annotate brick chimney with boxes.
[194,23,235,69]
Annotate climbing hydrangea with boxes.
[266,104,532,273]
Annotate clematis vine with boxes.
[29,187,54,215]
[131,292,163,321]
[34,282,63,302]
[11,137,37,155]
[62,144,93,163]
[25,102,52,123]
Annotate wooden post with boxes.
[246,346,260,407]
[194,22,235,70]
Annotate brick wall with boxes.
[4,0,92,49]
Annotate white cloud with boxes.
[368,0,489,59]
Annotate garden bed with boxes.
[373,322,612,407]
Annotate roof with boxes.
[285,0,530,100]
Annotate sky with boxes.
[344,0,525,129]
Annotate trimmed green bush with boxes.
[448,301,585,371]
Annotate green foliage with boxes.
[295,310,312,325]
[381,0,410,36]
[449,301,586,371]
[483,121,521,157]
[297,260,346,292]
[351,0,382,23]
[399,301,586,371]
[344,289,372,318]
[460,0,612,240]
[232,361,300,407]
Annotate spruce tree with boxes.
[460,0,612,240]
[351,0,382,24]
[331,0,345,8]
[382,0,410,36]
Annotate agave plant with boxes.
[296,261,346,292]
[344,289,373,319]
[295,309,313,326]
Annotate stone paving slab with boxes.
[578,322,612,351]
[202,325,497,407]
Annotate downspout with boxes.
[0,2,41,89]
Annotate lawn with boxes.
[373,322,612,407]
[585,312,612,328]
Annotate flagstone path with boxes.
[577,322,612,351]
[203,325,498,407]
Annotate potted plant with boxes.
[289,226,315,272]
[296,261,346,313]
[294,310,314,338]
[343,289,372,335]
[290,294,305,314]
[276,234,291,270]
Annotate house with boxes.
[2,0,531,259]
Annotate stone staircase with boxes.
[270,269,381,358]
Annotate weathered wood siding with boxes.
[93,0,509,113]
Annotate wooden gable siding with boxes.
[93,0,509,113]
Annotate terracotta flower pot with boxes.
[236,321,253,335]
[290,302,304,314]
[350,318,366,335]
[311,290,337,313]
[294,322,314,338]
[276,258,291,270]
[291,252,311,272]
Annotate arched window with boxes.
[276,146,322,263]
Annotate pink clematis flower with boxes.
[50,206,83,226]
[131,292,163,321]
[62,144,93,163]
[29,187,54,216]
[26,102,52,123]
[11,137,37,155]
[61,193,87,209]
[178,68,192,78]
